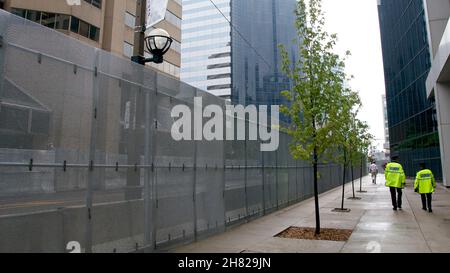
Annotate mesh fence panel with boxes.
[0,10,369,252]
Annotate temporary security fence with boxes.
[0,10,366,253]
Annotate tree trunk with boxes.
[351,164,355,198]
[313,148,320,235]
[341,150,347,210]
[341,163,346,210]
[359,157,363,192]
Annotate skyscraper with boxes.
[382,94,390,156]
[378,0,442,179]
[181,0,231,98]
[181,0,298,104]
[1,0,182,78]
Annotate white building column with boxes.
[434,83,450,187]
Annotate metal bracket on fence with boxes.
[134,163,138,172]
[151,163,155,172]
[182,163,185,172]
[89,160,94,172]
[205,164,208,170]
[168,162,171,172]
[115,162,119,172]
[154,119,158,129]
[94,66,98,77]
[0,35,3,48]
[73,64,77,74]
[28,159,33,171]
[37,53,42,64]
[63,160,67,172]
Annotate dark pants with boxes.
[421,193,432,210]
[390,187,403,209]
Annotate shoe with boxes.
[393,207,397,211]
[428,209,433,213]
[422,208,427,211]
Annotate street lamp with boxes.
[131,28,172,65]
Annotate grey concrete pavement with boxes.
[173,175,450,253]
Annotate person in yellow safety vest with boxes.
[385,157,406,211]
[414,162,436,213]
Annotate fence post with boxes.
[296,160,299,201]
[222,105,227,228]
[193,90,199,241]
[143,75,158,251]
[0,13,6,100]
[244,137,249,220]
[85,49,100,253]
[150,73,159,250]
[261,150,266,215]
[275,149,279,209]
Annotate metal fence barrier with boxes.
[0,10,366,253]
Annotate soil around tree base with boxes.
[276,227,353,242]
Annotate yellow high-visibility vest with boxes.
[414,169,436,194]
[385,162,406,189]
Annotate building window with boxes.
[10,8,100,42]
[125,12,135,28]
[123,41,133,58]
[70,16,80,33]
[78,20,90,38]
[55,14,70,30]
[41,12,56,29]
[83,0,102,9]
[26,10,41,24]
[89,25,100,41]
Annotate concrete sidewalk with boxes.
[173,175,450,253]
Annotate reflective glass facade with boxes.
[181,0,298,106]
[378,0,442,179]
[231,0,297,110]
[181,0,232,98]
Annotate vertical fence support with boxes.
[222,106,227,228]
[143,83,157,251]
[0,13,8,115]
[244,138,249,221]
[85,49,100,253]
[193,91,198,241]
[261,150,266,215]
[296,160,299,201]
[275,150,279,209]
[151,75,158,250]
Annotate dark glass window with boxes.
[11,8,26,18]
[26,10,41,24]
[55,14,70,30]
[70,16,79,33]
[89,25,100,41]
[79,20,90,38]
[41,12,56,29]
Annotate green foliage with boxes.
[279,0,361,165]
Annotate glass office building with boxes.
[378,0,442,179]
[181,0,298,107]
[181,0,232,98]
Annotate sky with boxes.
[322,0,387,151]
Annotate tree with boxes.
[356,122,373,193]
[279,0,355,235]
[333,88,361,211]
